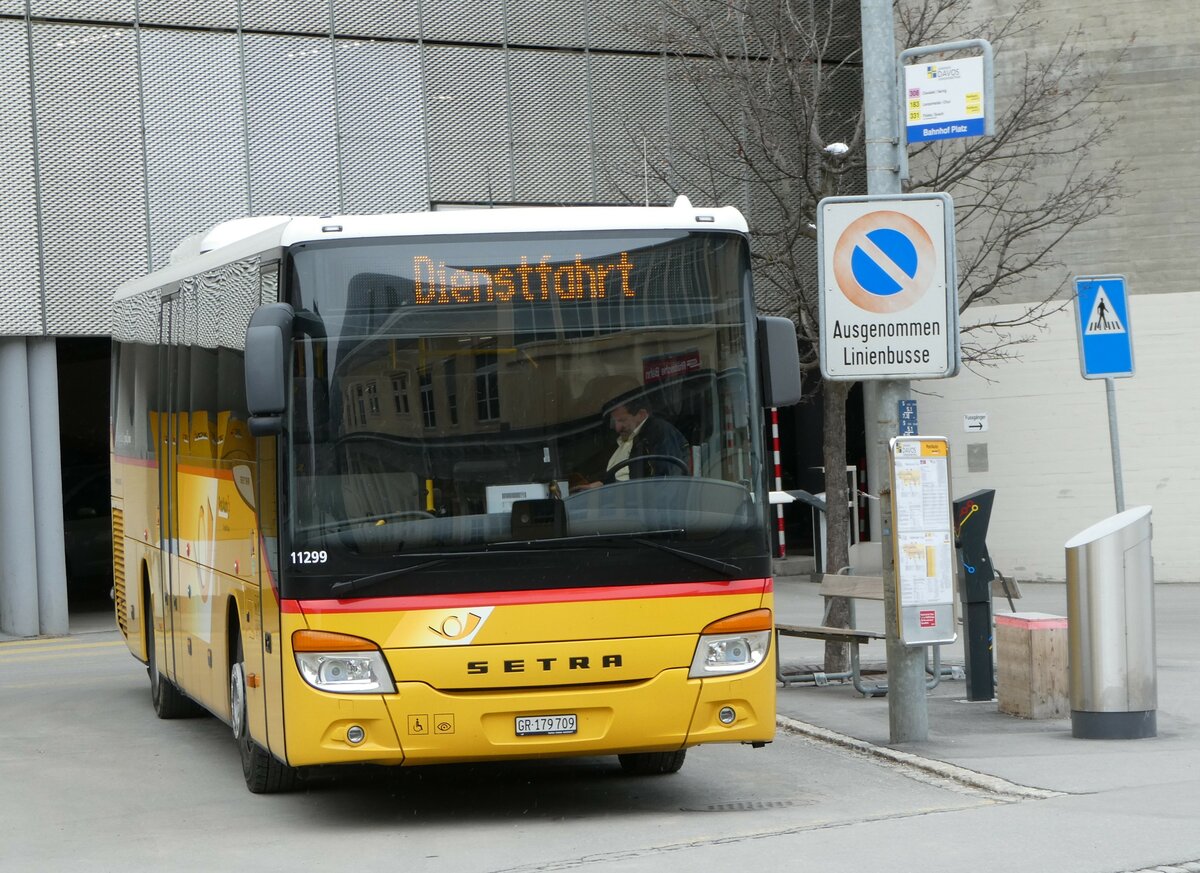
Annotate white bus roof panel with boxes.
[113,202,747,303]
[280,204,748,246]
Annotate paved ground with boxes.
[771,569,1200,870]
[27,577,1200,799]
[773,572,1200,782]
[7,575,1200,871]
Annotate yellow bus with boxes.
[110,203,801,793]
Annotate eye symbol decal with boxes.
[431,612,483,641]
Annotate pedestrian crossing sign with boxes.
[1074,275,1134,379]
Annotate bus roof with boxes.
[113,200,748,303]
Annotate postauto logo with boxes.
[925,64,961,80]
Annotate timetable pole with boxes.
[861,0,928,742]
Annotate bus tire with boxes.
[231,631,298,794]
[617,750,687,775]
[146,599,201,719]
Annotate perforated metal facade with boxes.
[0,3,862,336]
[0,20,41,335]
[141,29,248,268]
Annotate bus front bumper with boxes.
[282,660,776,767]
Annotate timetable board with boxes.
[889,436,958,645]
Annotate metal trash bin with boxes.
[1064,506,1156,739]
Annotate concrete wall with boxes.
[966,0,1199,303]
[919,292,1199,582]
[898,1,1199,582]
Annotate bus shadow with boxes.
[296,756,703,823]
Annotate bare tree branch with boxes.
[598,0,1130,670]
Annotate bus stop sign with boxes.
[1074,275,1134,379]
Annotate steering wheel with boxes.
[601,454,689,484]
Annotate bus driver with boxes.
[577,394,688,489]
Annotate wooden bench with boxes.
[775,574,886,691]
[775,574,886,646]
[776,567,1023,693]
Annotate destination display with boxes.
[413,252,637,305]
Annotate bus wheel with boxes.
[146,605,201,719]
[231,631,298,794]
[617,750,687,775]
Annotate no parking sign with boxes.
[818,193,959,380]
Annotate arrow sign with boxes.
[1074,275,1134,379]
[963,413,988,433]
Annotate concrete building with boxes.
[915,0,1200,581]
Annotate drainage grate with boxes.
[685,800,808,812]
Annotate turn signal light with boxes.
[292,630,379,652]
[701,608,773,635]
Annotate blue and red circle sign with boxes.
[818,194,958,380]
[853,228,915,294]
[832,210,936,314]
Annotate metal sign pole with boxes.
[860,0,928,743]
[1105,378,1126,513]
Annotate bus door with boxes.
[157,292,186,690]
[254,261,288,761]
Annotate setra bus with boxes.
[109,201,801,793]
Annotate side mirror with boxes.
[244,303,295,436]
[757,315,802,407]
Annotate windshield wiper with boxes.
[493,529,742,576]
[296,509,435,538]
[329,557,449,597]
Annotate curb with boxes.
[776,714,1065,801]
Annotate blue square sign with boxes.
[1074,275,1133,379]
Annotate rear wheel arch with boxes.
[225,594,242,701]
[140,562,153,663]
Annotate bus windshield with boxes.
[282,229,769,598]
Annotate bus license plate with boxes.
[515,714,577,736]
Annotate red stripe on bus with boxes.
[170,464,234,480]
[112,455,158,468]
[112,456,235,481]
[284,577,773,614]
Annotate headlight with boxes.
[292,630,396,694]
[689,609,772,678]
